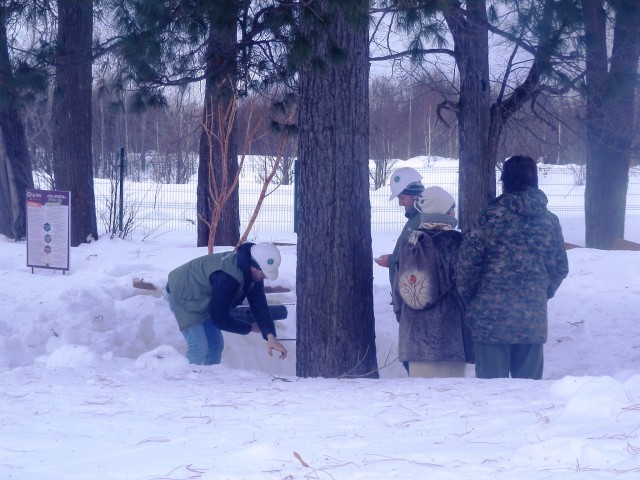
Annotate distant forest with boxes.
[24,72,603,188]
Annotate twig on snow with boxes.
[294,451,310,467]
[362,454,443,467]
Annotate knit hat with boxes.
[389,167,423,200]
[416,186,456,215]
[401,181,425,197]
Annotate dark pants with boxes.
[474,343,544,380]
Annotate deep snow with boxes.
[1,191,640,479]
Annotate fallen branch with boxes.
[340,349,400,379]
[293,451,310,467]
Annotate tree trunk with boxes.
[51,0,97,246]
[0,20,33,240]
[444,0,492,232]
[583,0,639,249]
[197,6,240,248]
[296,0,378,378]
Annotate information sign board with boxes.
[26,189,71,272]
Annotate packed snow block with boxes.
[264,285,291,293]
[132,278,291,293]
[230,305,288,324]
[131,277,289,322]
[563,238,640,251]
[132,278,159,290]
[612,238,640,251]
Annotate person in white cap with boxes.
[166,242,288,365]
[394,186,474,378]
[374,167,425,301]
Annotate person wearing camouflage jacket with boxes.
[457,155,569,379]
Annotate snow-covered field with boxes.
[2,159,640,479]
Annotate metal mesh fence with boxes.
[91,156,640,235]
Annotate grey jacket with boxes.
[396,226,474,363]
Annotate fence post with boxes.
[118,147,125,233]
[294,159,299,233]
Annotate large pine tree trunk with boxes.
[0,21,33,240]
[51,0,97,246]
[583,0,639,249]
[196,6,240,248]
[444,0,492,233]
[296,0,378,378]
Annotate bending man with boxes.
[166,242,288,365]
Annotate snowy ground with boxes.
[1,214,640,479]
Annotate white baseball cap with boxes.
[250,242,281,280]
[389,167,423,200]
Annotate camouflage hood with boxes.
[490,187,549,219]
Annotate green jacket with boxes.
[457,188,569,344]
[389,207,422,302]
[168,250,244,331]
[167,244,276,339]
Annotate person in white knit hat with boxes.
[416,185,456,219]
[394,186,475,378]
